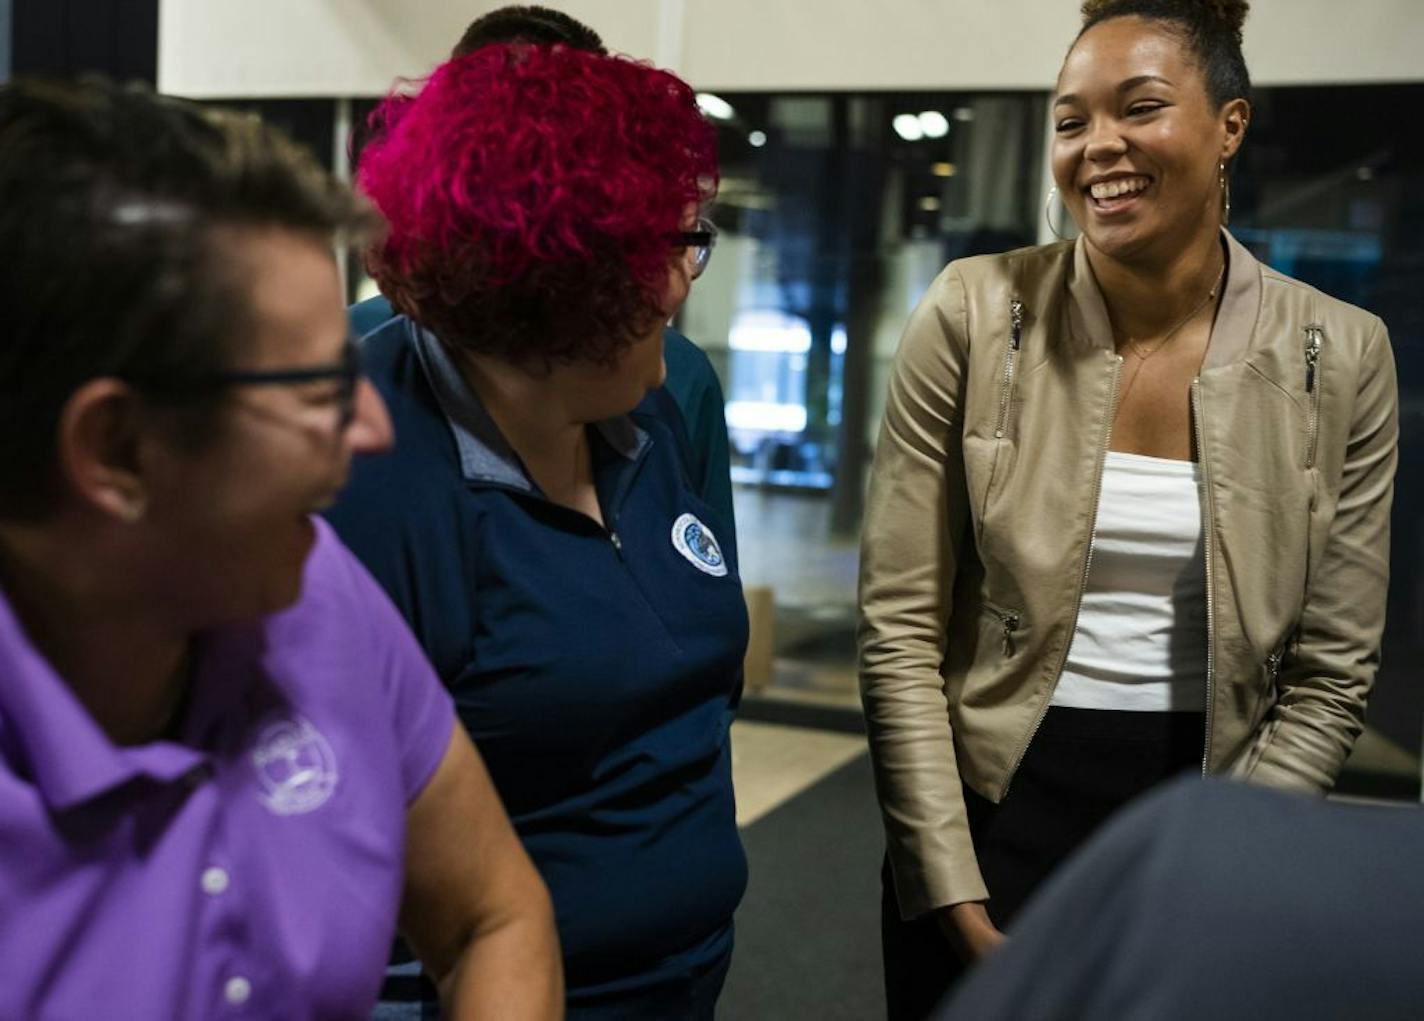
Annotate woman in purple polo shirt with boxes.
[0,79,561,1018]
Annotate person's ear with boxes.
[55,379,153,524]
[1220,98,1250,162]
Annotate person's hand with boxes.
[935,901,1006,964]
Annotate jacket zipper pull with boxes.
[1010,299,1024,351]
[1304,326,1322,393]
[1000,612,1020,657]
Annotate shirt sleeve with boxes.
[1235,315,1396,792]
[331,522,458,804]
[858,264,985,916]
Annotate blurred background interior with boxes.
[7,1,1422,1015]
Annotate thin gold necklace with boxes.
[1116,258,1225,409]
[1123,258,1226,364]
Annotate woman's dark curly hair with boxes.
[1078,0,1251,109]
[358,45,718,369]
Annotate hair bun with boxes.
[1080,0,1249,44]
[1200,0,1249,42]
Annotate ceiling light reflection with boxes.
[919,111,950,138]
[892,113,924,142]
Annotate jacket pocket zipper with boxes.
[994,299,1025,439]
[983,602,1022,657]
[1304,325,1323,468]
[1265,642,1285,683]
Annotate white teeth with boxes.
[1089,176,1149,200]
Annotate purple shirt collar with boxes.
[0,588,243,811]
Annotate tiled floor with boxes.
[730,720,866,827]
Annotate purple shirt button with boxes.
[200,867,229,896]
[224,976,252,1006]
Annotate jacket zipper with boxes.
[1304,325,1323,469]
[1000,351,1122,799]
[994,299,1025,438]
[1266,642,1284,683]
[1191,380,1217,776]
[984,604,1022,657]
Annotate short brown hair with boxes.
[0,77,375,520]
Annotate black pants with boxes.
[881,707,1205,1021]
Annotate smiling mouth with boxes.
[1087,174,1151,208]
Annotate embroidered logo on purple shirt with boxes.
[251,714,339,815]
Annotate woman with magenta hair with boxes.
[324,44,745,1018]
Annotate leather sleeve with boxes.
[1238,315,1398,792]
[857,264,988,917]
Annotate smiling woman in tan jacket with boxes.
[857,1,1398,1017]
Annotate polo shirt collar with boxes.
[410,323,650,491]
[0,586,206,812]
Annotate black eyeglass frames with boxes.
[674,217,718,279]
[188,336,362,430]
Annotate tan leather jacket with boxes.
[858,232,1397,917]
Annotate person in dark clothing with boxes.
[938,776,1424,1020]
[326,42,746,1019]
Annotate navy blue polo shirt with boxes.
[324,318,748,1001]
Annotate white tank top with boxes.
[1050,450,1208,712]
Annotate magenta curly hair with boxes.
[358,45,718,367]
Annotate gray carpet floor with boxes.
[719,752,885,1020]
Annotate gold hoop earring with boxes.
[1219,160,1232,226]
[1044,186,1071,241]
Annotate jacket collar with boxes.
[410,323,649,493]
[1066,229,1264,369]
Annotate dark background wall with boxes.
[11,0,156,83]
[1,0,12,82]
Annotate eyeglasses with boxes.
[673,217,717,279]
[211,336,362,430]
[145,337,363,431]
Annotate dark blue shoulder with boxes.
[662,326,712,370]
[357,315,419,377]
[341,317,459,493]
[633,386,695,489]
[349,295,396,339]
[633,384,687,436]
[662,327,720,403]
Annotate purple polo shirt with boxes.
[0,518,455,1019]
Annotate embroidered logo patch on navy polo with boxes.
[671,512,728,577]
